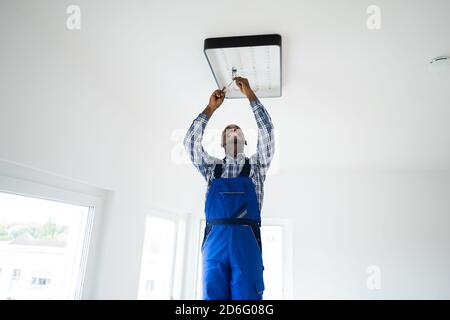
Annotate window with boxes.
[195,219,292,299]
[31,277,51,286]
[137,213,187,300]
[1,160,107,299]
[259,225,283,299]
[0,191,93,300]
[137,217,176,299]
[11,269,21,280]
[30,271,52,286]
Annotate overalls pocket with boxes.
[256,280,265,296]
[219,190,247,217]
[219,191,246,195]
[250,225,263,253]
[201,224,213,251]
[255,266,265,297]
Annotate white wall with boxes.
[1,0,450,299]
[267,170,450,299]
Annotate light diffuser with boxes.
[204,34,282,98]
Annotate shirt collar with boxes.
[224,152,246,163]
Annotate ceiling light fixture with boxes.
[204,34,282,99]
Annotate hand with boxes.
[208,89,225,110]
[233,76,256,101]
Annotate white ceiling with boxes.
[2,0,450,171]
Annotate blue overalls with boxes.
[201,157,265,300]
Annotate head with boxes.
[221,124,247,158]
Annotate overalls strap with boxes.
[213,159,224,178]
[239,158,251,177]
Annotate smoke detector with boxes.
[204,34,282,99]
[429,56,450,72]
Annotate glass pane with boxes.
[138,217,176,299]
[0,192,90,300]
[195,220,206,299]
[261,225,283,299]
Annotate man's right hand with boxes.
[208,89,225,110]
[203,89,225,118]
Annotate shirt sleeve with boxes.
[249,98,275,181]
[183,112,220,181]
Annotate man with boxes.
[184,77,275,300]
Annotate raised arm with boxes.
[234,77,275,180]
[183,89,225,180]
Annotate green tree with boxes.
[39,219,59,240]
[10,223,36,239]
[0,224,12,241]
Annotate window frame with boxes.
[0,160,107,300]
[139,208,189,300]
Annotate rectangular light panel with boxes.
[204,34,282,98]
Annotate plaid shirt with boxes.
[184,98,275,211]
